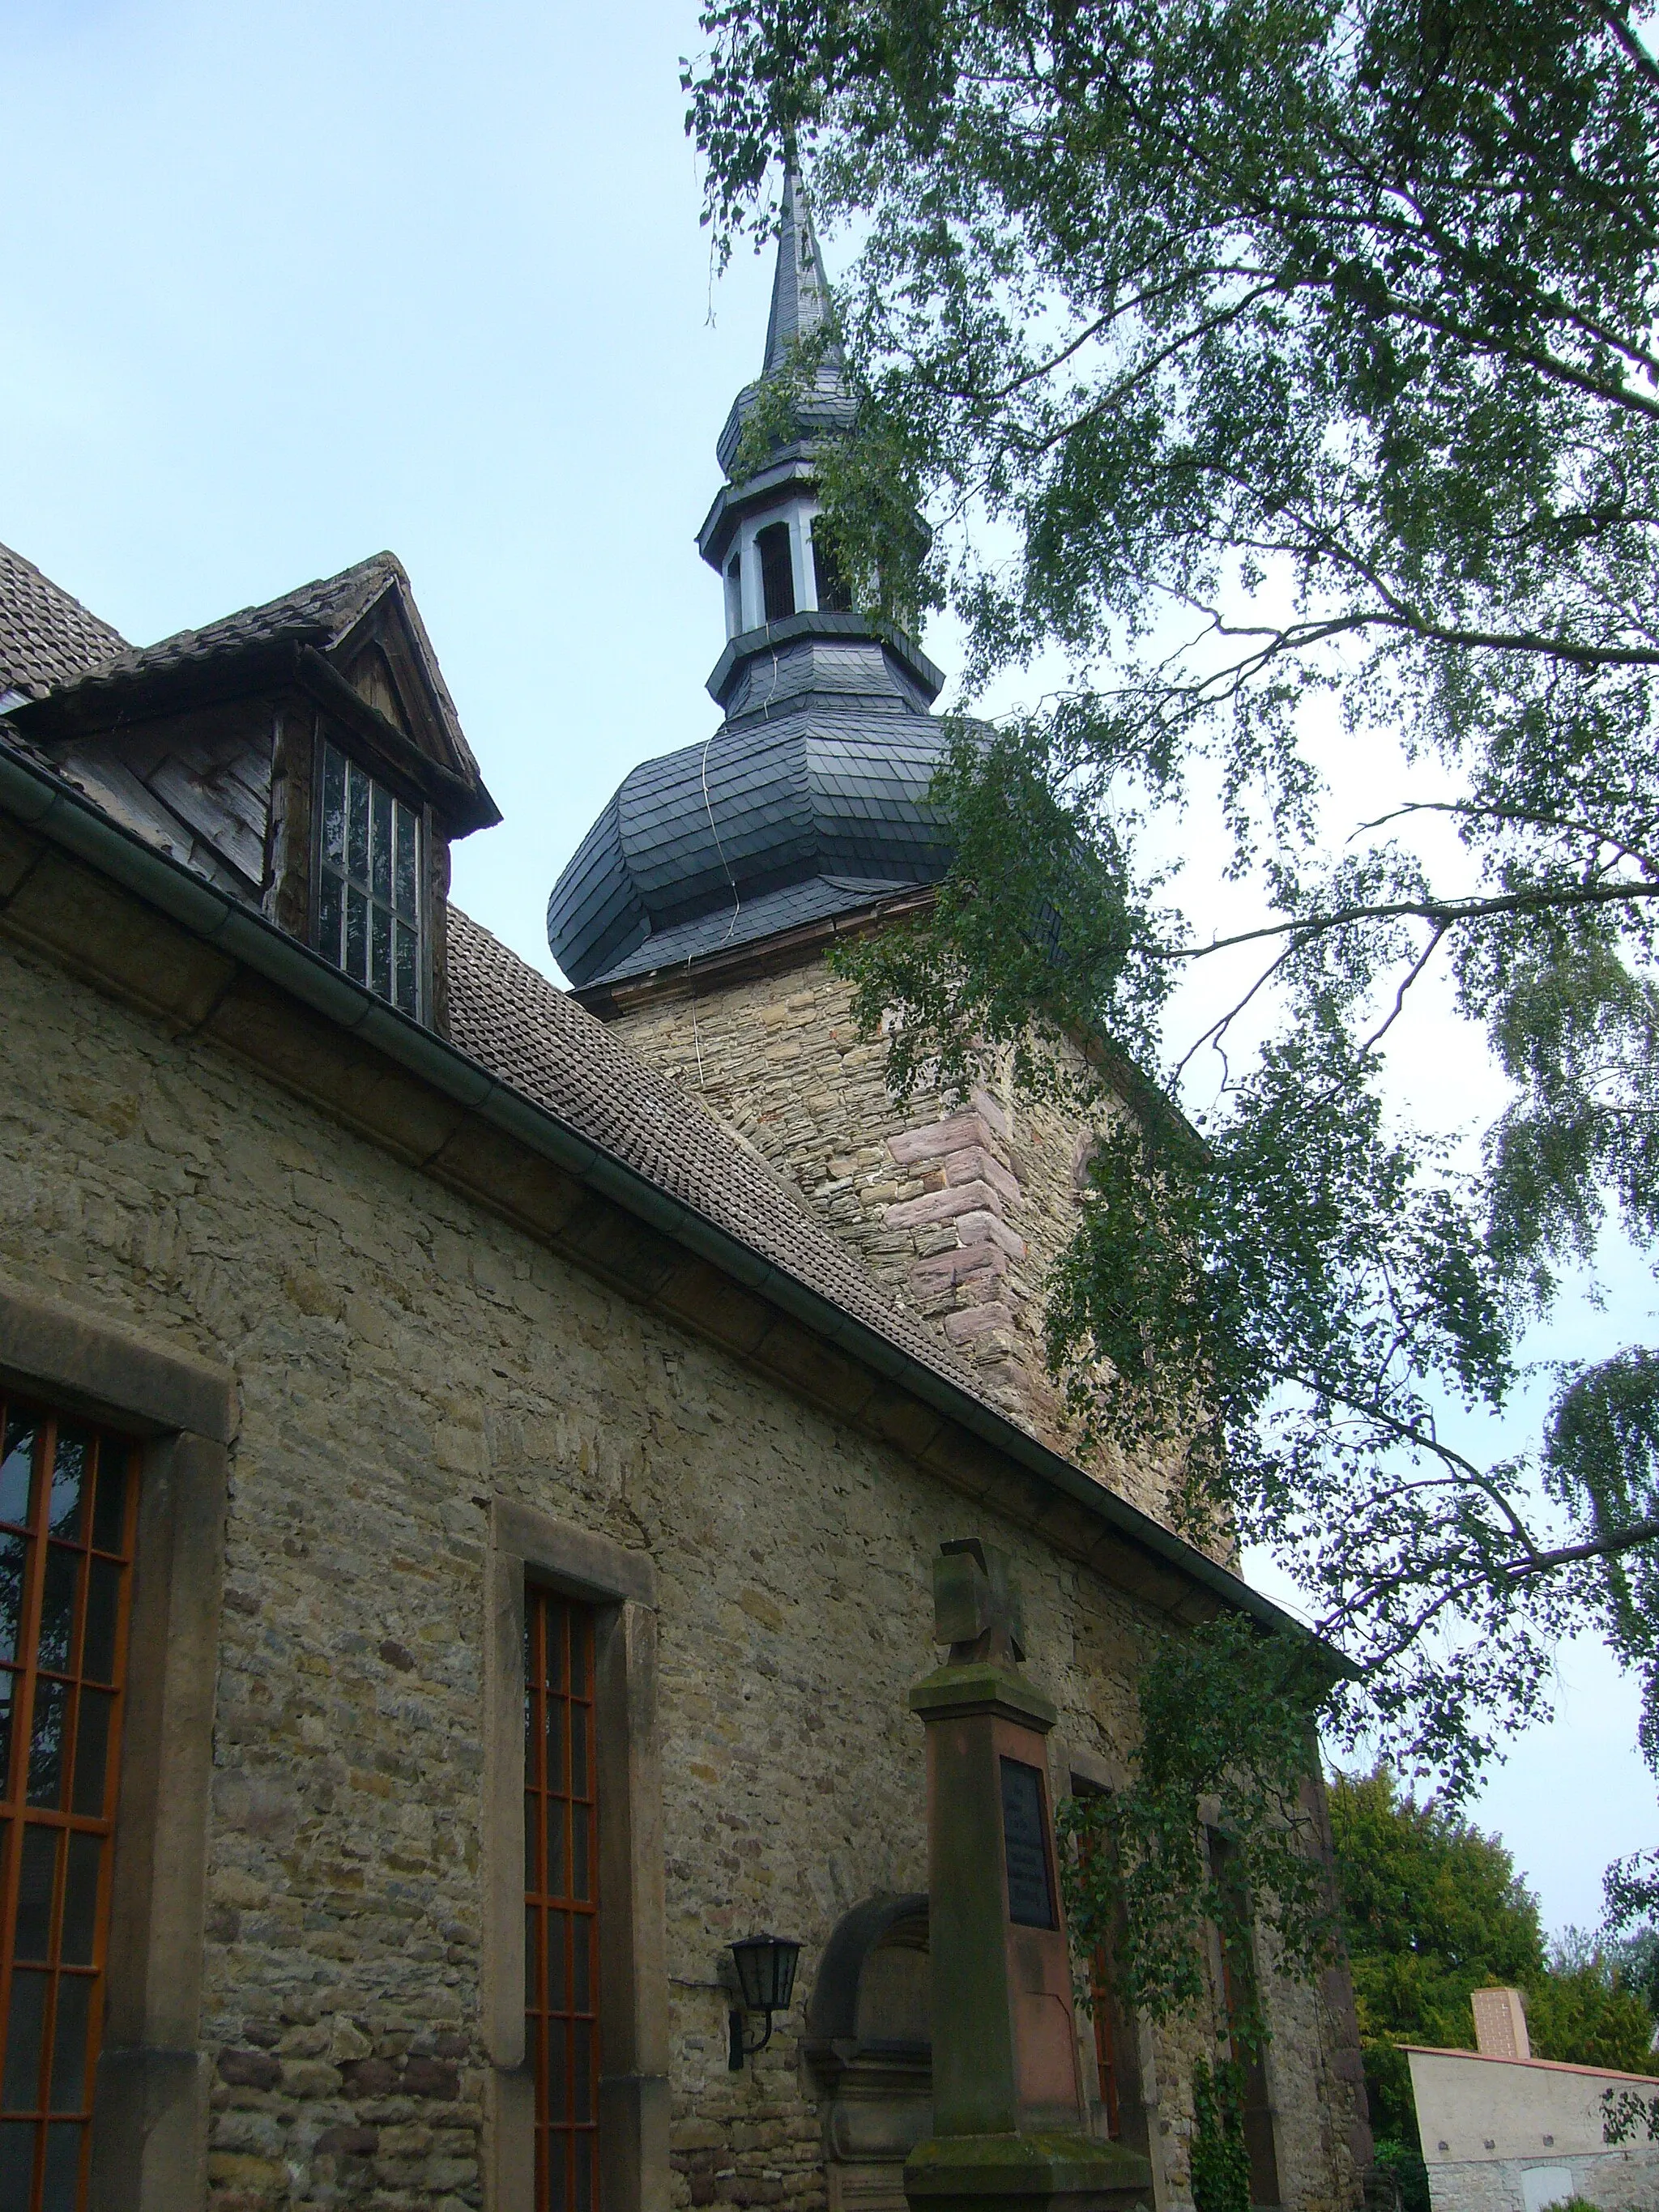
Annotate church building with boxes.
[0,168,1368,2212]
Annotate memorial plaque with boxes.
[1000,1758,1056,1929]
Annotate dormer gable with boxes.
[6,553,497,832]
[345,640,408,733]
[322,563,487,805]
[4,551,501,1037]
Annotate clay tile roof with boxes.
[445,903,996,1404]
[0,542,129,702]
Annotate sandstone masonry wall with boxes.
[601,946,1181,1524]
[0,931,1362,2212]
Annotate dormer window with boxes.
[316,736,423,1016]
[757,522,796,621]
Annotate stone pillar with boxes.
[903,1543,1152,2212]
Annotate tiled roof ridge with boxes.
[54,550,403,693]
[0,540,130,702]
[444,901,1009,1415]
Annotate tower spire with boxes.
[761,160,845,381]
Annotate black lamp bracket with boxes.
[727,2005,778,2071]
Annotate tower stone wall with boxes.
[595,937,1183,1528]
[548,156,1203,1545]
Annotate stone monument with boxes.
[903,1541,1153,2212]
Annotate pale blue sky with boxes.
[2,0,1649,1936]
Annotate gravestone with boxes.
[805,1894,933,2212]
[903,1541,1153,2212]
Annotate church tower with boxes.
[547,171,1158,1508]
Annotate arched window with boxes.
[811,520,854,612]
[756,522,795,622]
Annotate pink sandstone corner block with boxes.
[884,1180,1004,1232]
[886,1113,991,1167]
[953,1211,1026,1259]
[909,1244,1010,1297]
[943,1302,1017,1342]
[970,1087,1011,1141]
[944,1146,1022,1204]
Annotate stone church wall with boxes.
[0,930,1363,2212]
[599,945,1183,1527]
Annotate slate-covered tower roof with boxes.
[546,166,957,995]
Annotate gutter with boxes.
[0,740,1343,1661]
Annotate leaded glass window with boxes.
[316,739,422,1016]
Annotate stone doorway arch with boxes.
[804,1895,932,2212]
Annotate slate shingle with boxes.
[546,637,962,987]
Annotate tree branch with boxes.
[1500,1516,1659,1581]
[1159,877,1659,965]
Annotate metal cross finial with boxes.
[932,1539,1027,1668]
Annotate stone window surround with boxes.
[484,1499,669,2212]
[0,1277,233,2212]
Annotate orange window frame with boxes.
[524,1590,600,2212]
[0,1396,140,2212]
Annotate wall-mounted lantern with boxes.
[726,1933,801,2071]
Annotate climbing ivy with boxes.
[1056,1613,1337,2050]
[1190,2061,1252,2212]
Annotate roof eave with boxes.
[573,884,943,1009]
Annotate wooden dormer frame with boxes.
[11,569,497,1044]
